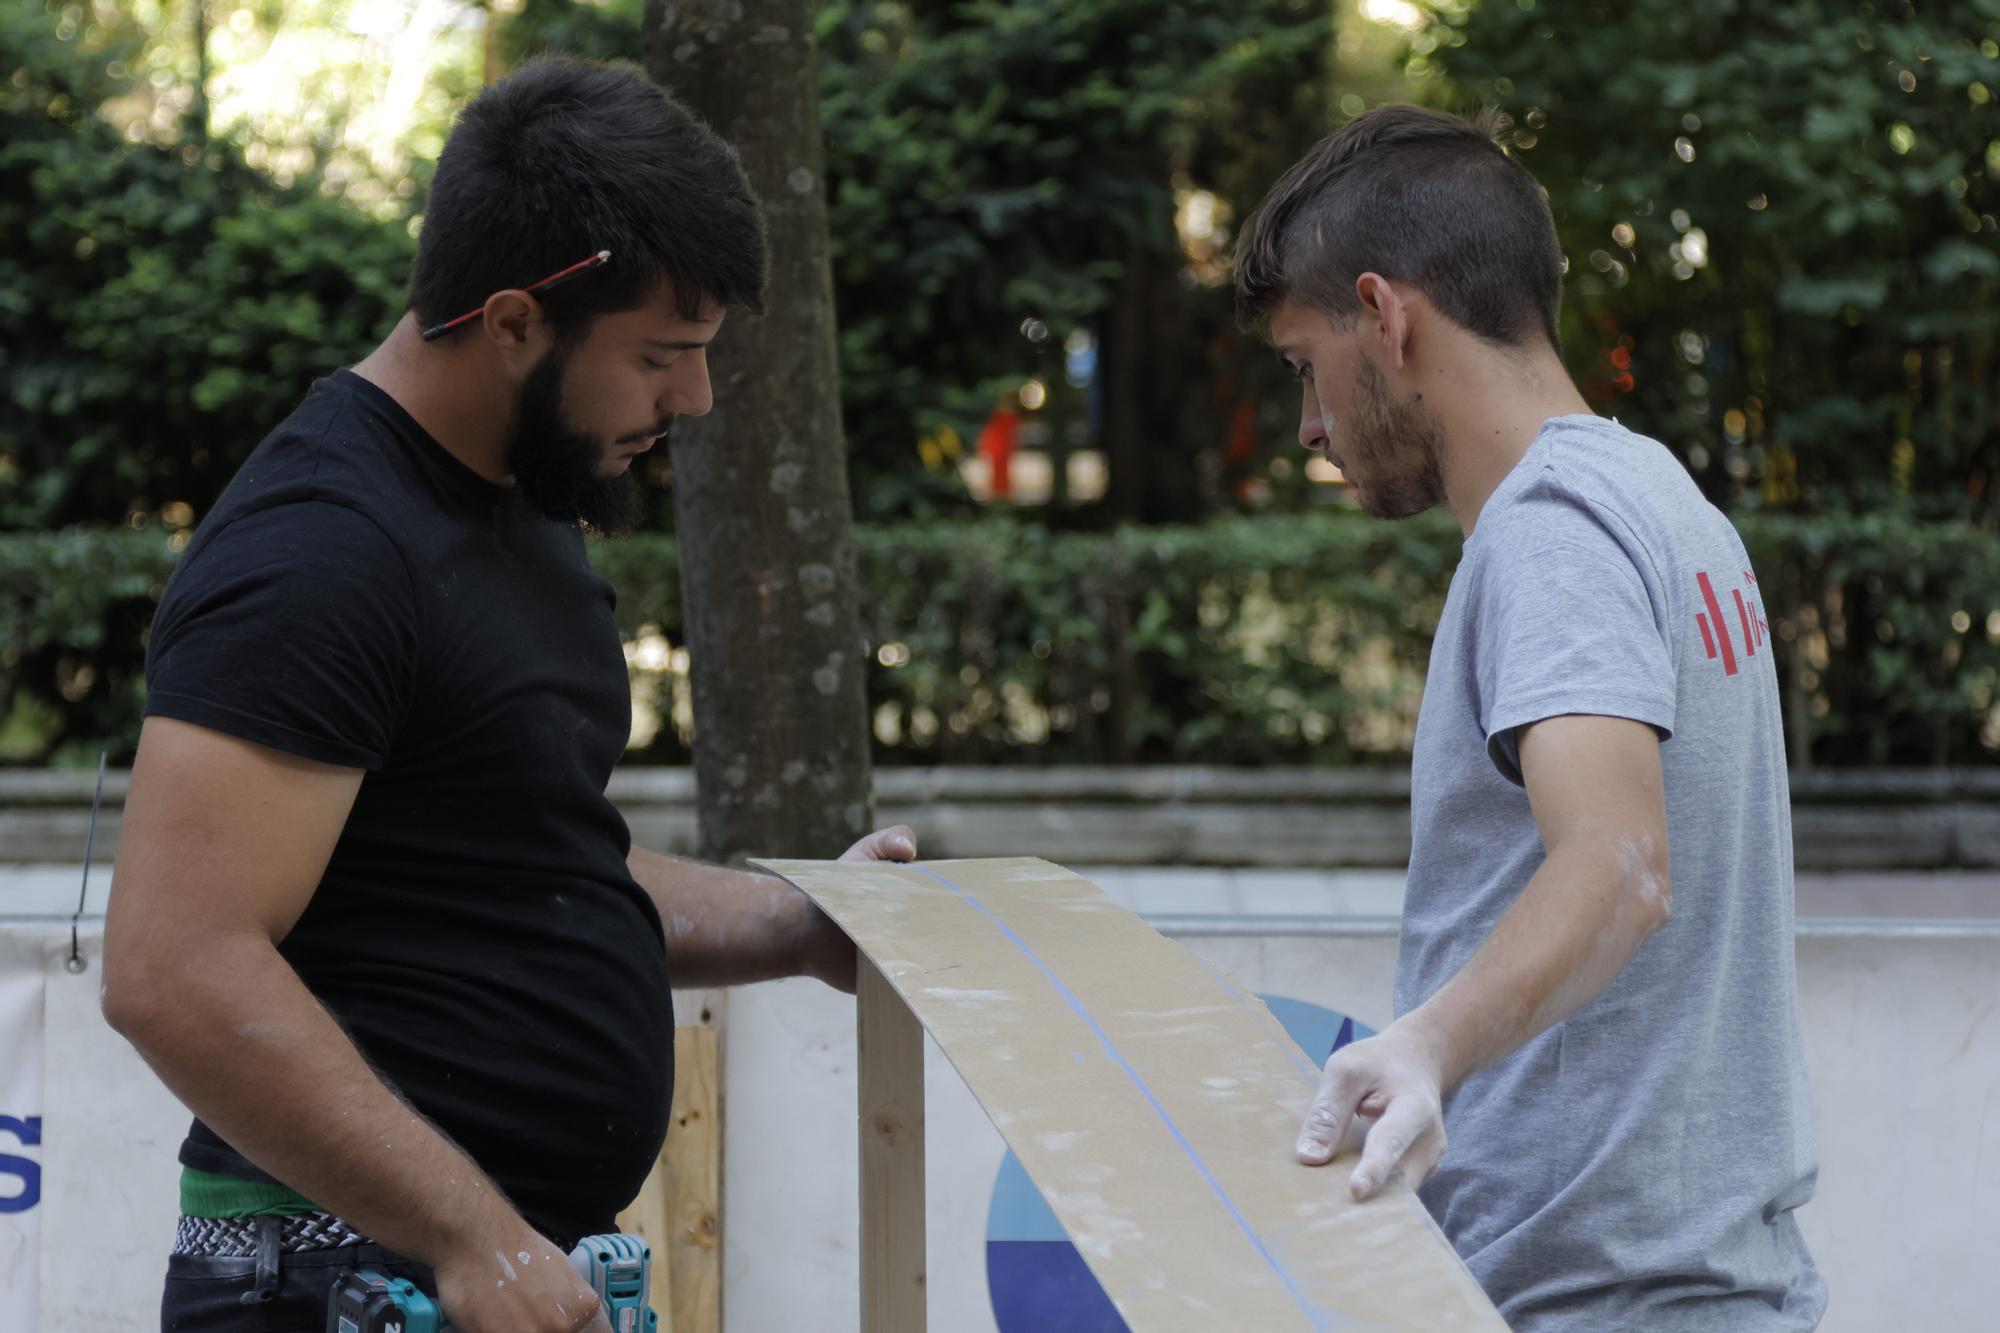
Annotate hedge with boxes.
[4,512,1996,768]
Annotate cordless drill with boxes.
[327,1232,658,1333]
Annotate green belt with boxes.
[179,1166,321,1219]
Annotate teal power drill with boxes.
[326,1233,659,1333]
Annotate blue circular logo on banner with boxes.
[983,995,1371,1331]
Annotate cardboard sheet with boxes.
[752,856,1503,1331]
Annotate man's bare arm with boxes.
[1402,714,1672,1084]
[1297,714,1672,1196]
[628,824,916,992]
[102,717,605,1332]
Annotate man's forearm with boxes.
[106,931,531,1263]
[626,846,812,987]
[1402,836,1670,1091]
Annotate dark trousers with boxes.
[160,1218,435,1332]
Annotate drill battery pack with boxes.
[326,1233,656,1333]
[326,1269,444,1333]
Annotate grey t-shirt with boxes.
[1397,415,1825,1330]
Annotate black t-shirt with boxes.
[144,369,671,1248]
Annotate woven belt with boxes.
[173,1212,376,1258]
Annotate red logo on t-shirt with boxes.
[1694,570,1766,676]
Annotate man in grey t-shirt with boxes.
[1233,106,1824,1329]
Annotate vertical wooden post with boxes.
[618,989,724,1333]
[616,1154,676,1322]
[857,960,926,1332]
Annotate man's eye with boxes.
[644,357,674,371]
[1296,363,1314,382]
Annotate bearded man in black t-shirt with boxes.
[100,58,914,1333]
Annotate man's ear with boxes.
[478,290,552,376]
[1353,273,1412,371]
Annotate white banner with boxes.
[0,898,1989,1332]
[0,929,46,1331]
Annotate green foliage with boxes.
[1739,512,2000,765]
[818,511,1454,765]
[5,0,1333,530]
[1430,0,2000,518]
[8,513,1997,769]
[0,525,179,765]
[502,0,645,67]
[0,4,413,528]
[10,1,1995,530]
[7,1,1997,774]
[814,0,1333,520]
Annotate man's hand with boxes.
[839,824,918,864]
[1296,1018,1449,1201]
[794,824,920,992]
[432,1225,611,1333]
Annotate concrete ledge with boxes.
[3,766,1998,869]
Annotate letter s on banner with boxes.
[0,1116,42,1213]
[1,928,48,1331]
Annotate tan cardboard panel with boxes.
[753,856,1503,1331]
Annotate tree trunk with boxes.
[642,0,874,865]
[1098,243,1208,525]
[482,0,507,84]
[190,1,211,145]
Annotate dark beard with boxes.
[1350,356,1447,520]
[505,346,648,536]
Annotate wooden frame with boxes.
[617,989,724,1333]
[857,961,928,1332]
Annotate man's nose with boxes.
[667,354,714,418]
[1297,392,1327,453]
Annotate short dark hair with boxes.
[1234,104,1563,352]
[410,58,768,335]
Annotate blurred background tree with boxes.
[1430,0,1999,522]
[4,0,1997,768]
[500,0,1340,524]
[0,2,421,529]
[812,0,1332,525]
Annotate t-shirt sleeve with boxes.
[144,501,419,769]
[1475,482,1677,786]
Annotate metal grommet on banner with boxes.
[66,752,108,976]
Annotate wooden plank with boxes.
[857,958,927,1332]
[666,992,724,1333]
[616,989,723,1333]
[755,857,1505,1332]
[614,1143,675,1320]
